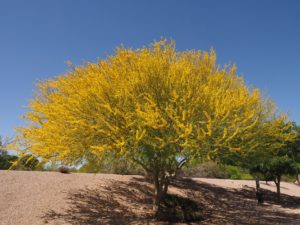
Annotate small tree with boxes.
[250,163,272,184]
[250,157,297,200]
[283,123,300,184]
[268,157,297,200]
[14,40,294,213]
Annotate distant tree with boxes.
[282,123,300,184]
[0,151,18,170]
[10,154,39,171]
[0,153,18,170]
[268,157,297,199]
[250,163,272,184]
[250,156,297,200]
[248,124,300,199]
[0,136,18,170]
[13,39,295,213]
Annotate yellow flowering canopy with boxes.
[16,39,294,173]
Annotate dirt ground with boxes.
[0,171,299,225]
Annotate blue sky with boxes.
[0,0,299,138]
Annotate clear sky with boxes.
[0,0,299,138]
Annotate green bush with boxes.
[224,165,253,180]
[0,151,18,170]
[182,162,253,180]
[10,154,39,171]
[281,175,295,182]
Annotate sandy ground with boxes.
[0,171,299,225]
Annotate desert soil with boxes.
[0,171,299,225]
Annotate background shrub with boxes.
[181,162,253,180]
[10,154,39,171]
[182,162,227,178]
[224,165,253,180]
[79,156,144,175]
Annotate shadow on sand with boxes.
[172,178,300,224]
[42,180,151,225]
[42,177,300,224]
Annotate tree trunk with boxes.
[296,174,300,185]
[163,178,169,195]
[153,173,165,215]
[133,159,169,215]
[274,176,281,201]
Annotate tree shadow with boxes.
[157,194,203,223]
[42,179,202,224]
[42,177,299,224]
[172,178,300,225]
[42,186,138,225]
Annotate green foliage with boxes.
[78,160,99,173]
[11,154,39,171]
[224,165,253,180]
[0,151,18,170]
[246,123,300,185]
[268,157,297,178]
[249,155,297,199]
[250,163,273,181]
[281,174,297,182]
[283,123,300,182]
[0,137,19,169]
[249,156,298,182]
[182,162,253,180]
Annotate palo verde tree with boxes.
[14,39,294,212]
